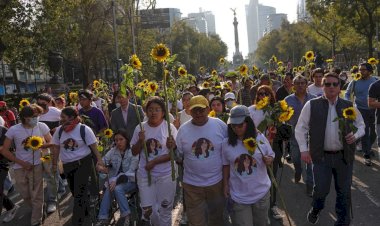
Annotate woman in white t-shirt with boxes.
[51,106,105,226]
[174,92,193,128]
[222,105,275,226]
[131,96,177,226]
[0,104,51,226]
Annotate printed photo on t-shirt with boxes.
[234,154,257,177]
[146,138,162,159]
[191,138,214,159]
[63,138,78,151]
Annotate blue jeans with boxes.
[3,172,13,191]
[290,137,313,186]
[45,169,66,204]
[358,108,376,159]
[312,152,353,226]
[98,182,136,219]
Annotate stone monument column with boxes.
[231,9,243,66]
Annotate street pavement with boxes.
[2,147,380,226]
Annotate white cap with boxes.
[224,92,236,101]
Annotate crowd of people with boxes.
[0,60,379,226]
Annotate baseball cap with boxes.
[224,92,236,101]
[78,89,93,100]
[227,105,250,124]
[0,101,6,107]
[189,95,209,110]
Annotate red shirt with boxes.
[0,110,16,128]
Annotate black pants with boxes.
[270,135,286,207]
[63,155,93,226]
[0,167,15,212]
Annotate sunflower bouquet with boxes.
[256,99,294,137]
[97,128,114,154]
[333,107,358,142]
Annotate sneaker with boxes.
[123,216,130,226]
[364,158,372,166]
[285,154,292,163]
[3,205,19,223]
[307,208,320,224]
[271,206,282,220]
[62,179,68,186]
[95,219,108,226]
[47,203,56,214]
[57,190,66,200]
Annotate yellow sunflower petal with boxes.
[151,43,170,62]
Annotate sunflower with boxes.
[219,58,225,65]
[199,66,205,74]
[103,128,113,138]
[277,61,283,67]
[211,70,218,77]
[137,81,146,89]
[368,57,379,65]
[255,96,269,110]
[93,80,100,89]
[178,67,187,77]
[271,55,277,63]
[278,107,294,123]
[243,137,258,155]
[305,51,314,62]
[353,73,362,81]
[342,107,356,121]
[26,136,43,151]
[59,93,66,99]
[202,81,210,89]
[326,59,333,63]
[130,54,142,70]
[150,43,170,62]
[252,65,259,74]
[308,62,315,68]
[40,155,51,162]
[292,67,297,73]
[208,110,216,117]
[147,81,159,93]
[297,66,303,72]
[279,100,288,111]
[19,99,30,108]
[239,64,248,76]
[69,92,78,102]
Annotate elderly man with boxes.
[176,95,227,226]
[296,72,365,225]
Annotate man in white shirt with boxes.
[307,68,324,97]
[295,72,365,225]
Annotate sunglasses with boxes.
[324,82,339,87]
[257,92,269,97]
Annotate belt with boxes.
[324,150,342,154]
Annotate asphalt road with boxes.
[2,147,380,226]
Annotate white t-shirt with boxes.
[0,116,4,127]
[307,84,324,97]
[5,122,50,169]
[248,105,266,129]
[52,124,97,163]
[176,117,227,186]
[222,133,274,204]
[39,107,61,122]
[131,120,177,178]
[179,110,192,126]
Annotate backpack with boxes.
[58,124,87,145]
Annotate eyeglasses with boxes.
[257,92,269,97]
[323,82,339,87]
[294,82,307,86]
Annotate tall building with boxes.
[266,13,288,33]
[187,9,216,36]
[297,0,310,21]
[139,8,181,29]
[246,0,275,53]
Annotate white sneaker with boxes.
[3,205,19,223]
[47,203,57,214]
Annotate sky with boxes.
[156,0,299,60]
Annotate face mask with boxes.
[208,94,215,101]
[115,103,121,108]
[28,117,39,127]
[226,100,234,108]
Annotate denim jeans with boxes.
[45,169,66,204]
[312,152,353,226]
[3,172,13,191]
[98,182,136,219]
[0,168,15,212]
[290,137,314,186]
[358,108,377,159]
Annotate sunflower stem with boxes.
[257,146,292,226]
[163,67,176,181]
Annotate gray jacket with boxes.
[110,102,144,141]
[102,147,139,182]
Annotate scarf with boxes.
[62,118,81,133]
